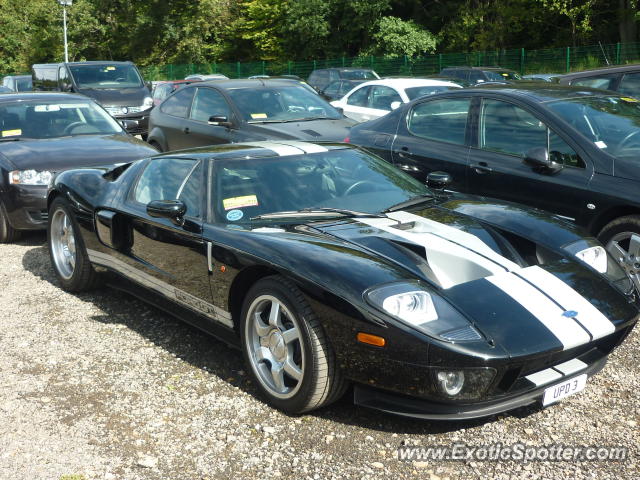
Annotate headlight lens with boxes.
[142,96,153,108]
[433,367,496,399]
[9,170,53,186]
[436,370,465,396]
[366,282,483,342]
[575,245,607,273]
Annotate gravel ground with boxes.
[1,232,638,480]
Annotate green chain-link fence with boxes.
[139,41,640,81]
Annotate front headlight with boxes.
[9,170,53,186]
[142,96,153,109]
[366,282,483,342]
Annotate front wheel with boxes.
[48,197,101,292]
[598,215,640,292]
[0,201,20,243]
[240,276,347,414]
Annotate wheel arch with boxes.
[228,265,283,333]
[589,205,640,237]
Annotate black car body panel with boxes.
[48,141,637,419]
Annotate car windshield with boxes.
[405,85,459,100]
[213,148,431,224]
[0,100,123,139]
[227,85,343,122]
[68,64,143,89]
[484,70,521,81]
[341,70,378,80]
[547,96,640,157]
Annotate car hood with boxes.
[312,207,636,357]
[0,135,157,171]
[241,118,356,142]
[77,87,149,107]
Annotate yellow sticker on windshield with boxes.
[250,113,268,119]
[620,97,639,103]
[106,66,116,71]
[223,195,258,210]
[2,129,21,137]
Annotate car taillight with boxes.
[343,136,350,143]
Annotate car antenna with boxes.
[599,42,611,66]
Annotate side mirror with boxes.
[524,147,562,173]
[426,171,452,190]
[390,101,402,110]
[147,199,186,226]
[334,106,344,115]
[208,115,233,128]
[120,119,138,131]
[62,83,73,92]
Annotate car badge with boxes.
[562,310,578,318]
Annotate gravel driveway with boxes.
[1,232,638,480]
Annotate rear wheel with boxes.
[0,201,20,243]
[48,197,101,292]
[598,215,640,292]
[240,276,347,414]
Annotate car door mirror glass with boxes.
[390,101,402,110]
[208,115,232,127]
[524,147,562,173]
[147,199,187,225]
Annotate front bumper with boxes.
[1,185,48,230]
[114,110,150,136]
[353,355,608,420]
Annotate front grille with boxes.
[104,105,144,116]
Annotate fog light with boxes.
[436,370,465,396]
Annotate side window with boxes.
[160,88,195,118]
[134,158,202,217]
[549,130,584,168]
[407,98,471,145]
[480,99,546,156]
[346,86,371,107]
[468,71,484,83]
[190,88,230,122]
[58,67,69,85]
[370,86,402,111]
[323,82,340,96]
[618,72,640,97]
[572,76,617,90]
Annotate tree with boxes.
[368,16,437,57]
[541,0,595,47]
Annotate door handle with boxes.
[395,147,413,158]
[473,162,492,174]
[183,127,190,134]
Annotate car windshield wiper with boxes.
[0,137,25,142]
[251,207,385,221]
[383,194,435,213]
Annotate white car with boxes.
[331,78,462,122]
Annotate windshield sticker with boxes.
[223,195,258,210]
[2,129,21,137]
[620,96,639,103]
[226,209,244,222]
[34,104,61,112]
[105,66,116,71]
[250,113,268,119]
[595,140,607,149]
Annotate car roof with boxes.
[155,141,355,161]
[357,78,462,89]
[0,92,91,103]
[3,75,31,79]
[189,78,308,89]
[428,83,619,103]
[33,61,134,67]
[560,63,640,79]
[443,66,517,72]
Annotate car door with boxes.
[104,156,215,313]
[467,97,592,221]
[343,85,373,122]
[157,88,196,151]
[389,96,473,190]
[368,85,403,119]
[184,86,237,147]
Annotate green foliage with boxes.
[369,16,437,57]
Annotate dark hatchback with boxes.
[0,93,157,242]
[556,64,640,98]
[348,85,640,290]
[147,79,356,152]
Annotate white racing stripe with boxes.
[271,140,329,153]
[241,141,305,156]
[517,266,615,340]
[488,271,592,350]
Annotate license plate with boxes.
[542,374,587,406]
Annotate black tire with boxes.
[0,201,21,243]
[47,197,101,292]
[240,275,347,414]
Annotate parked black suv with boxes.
[440,66,522,85]
[307,68,379,92]
[32,61,152,137]
[348,84,640,290]
[557,64,640,98]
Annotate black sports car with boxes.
[348,85,640,293]
[0,93,158,242]
[47,141,638,419]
